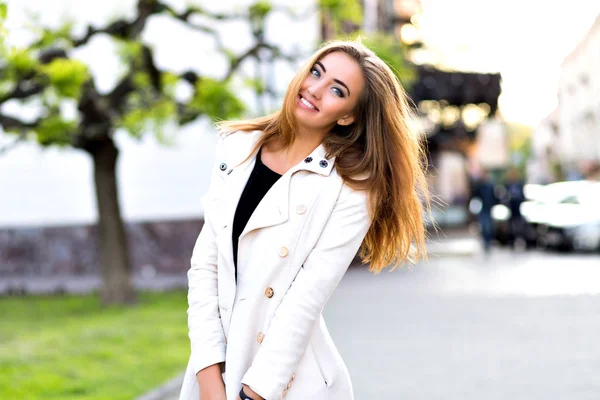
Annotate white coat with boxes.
[178,130,372,400]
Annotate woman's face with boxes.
[295,51,365,132]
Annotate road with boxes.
[325,247,600,400]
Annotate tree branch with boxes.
[0,113,39,131]
[0,81,44,105]
[225,43,297,80]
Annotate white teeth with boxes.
[300,97,316,110]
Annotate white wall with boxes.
[0,0,319,227]
[557,16,600,167]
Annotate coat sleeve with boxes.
[187,135,227,375]
[241,184,372,399]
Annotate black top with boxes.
[232,147,281,281]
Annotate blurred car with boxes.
[535,181,600,251]
[487,184,542,247]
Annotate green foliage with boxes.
[161,71,179,97]
[191,78,245,121]
[0,0,6,44]
[115,38,143,67]
[507,122,533,177]
[319,0,363,25]
[37,58,90,98]
[0,291,189,400]
[249,1,272,20]
[358,33,416,88]
[4,47,38,76]
[32,23,75,50]
[36,114,77,146]
[244,78,265,95]
[121,97,177,140]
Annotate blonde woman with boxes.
[179,41,429,400]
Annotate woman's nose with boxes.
[307,83,322,99]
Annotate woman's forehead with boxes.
[316,52,365,95]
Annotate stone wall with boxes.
[0,219,204,278]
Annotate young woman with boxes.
[179,40,430,400]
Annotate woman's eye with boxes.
[332,87,344,97]
[310,67,320,77]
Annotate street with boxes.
[325,247,600,400]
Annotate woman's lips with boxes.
[297,94,319,112]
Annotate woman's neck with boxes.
[262,126,327,174]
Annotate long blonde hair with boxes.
[219,40,430,272]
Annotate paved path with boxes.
[141,246,600,399]
[326,249,600,400]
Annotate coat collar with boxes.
[222,130,336,177]
[216,131,336,279]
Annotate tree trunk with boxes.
[90,136,136,305]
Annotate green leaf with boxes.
[37,58,90,98]
[0,3,7,20]
[133,72,151,89]
[190,78,245,121]
[7,48,38,74]
[115,39,143,66]
[249,1,272,19]
[35,115,77,146]
[32,23,74,49]
[244,78,265,95]
[319,0,363,25]
[358,33,416,88]
[120,97,177,139]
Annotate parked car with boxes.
[488,184,542,247]
[535,181,600,251]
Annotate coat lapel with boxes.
[239,142,335,240]
[217,132,261,275]
[216,131,337,279]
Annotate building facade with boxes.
[557,14,600,177]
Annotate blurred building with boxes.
[557,14,600,179]
[369,0,503,224]
[528,108,561,184]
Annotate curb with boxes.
[135,372,185,400]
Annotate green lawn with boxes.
[0,291,190,400]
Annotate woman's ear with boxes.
[337,114,355,126]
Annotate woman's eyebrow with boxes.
[315,61,351,96]
[316,61,326,72]
[334,79,350,96]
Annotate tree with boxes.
[0,0,300,305]
[0,0,410,305]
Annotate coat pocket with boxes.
[287,342,328,400]
[219,304,231,339]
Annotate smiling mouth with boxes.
[298,94,319,111]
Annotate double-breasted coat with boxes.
[178,130,372,400]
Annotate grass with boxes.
[0,291,190,400]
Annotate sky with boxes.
[5,0,599,126]
[0,0,598,225]
[420,0,600,126]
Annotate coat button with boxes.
[304,157,313,163]
[319,160,328,168]
[296,204,307,214]
[257,332,264,344]
[219,163,227,171]
[265,287,274,298]
[279,246,289,257]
